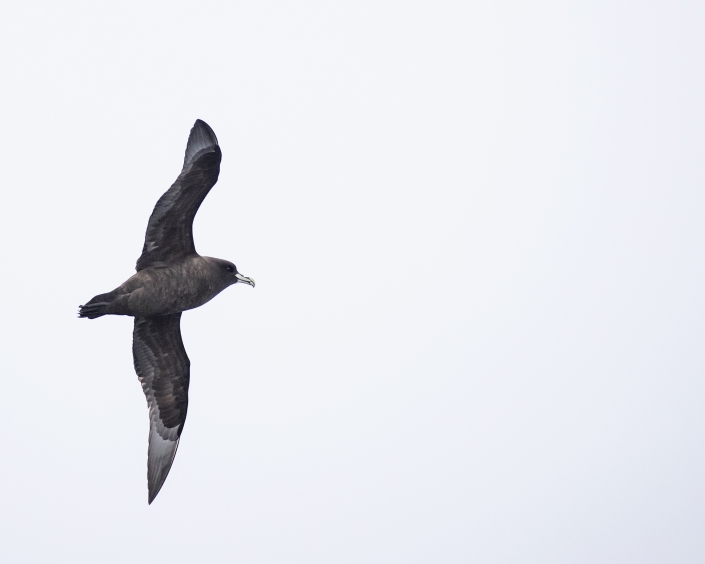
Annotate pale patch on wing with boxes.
[147,424,180,504]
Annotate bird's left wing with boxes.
[132,313,190,504]
[136,119,221,271]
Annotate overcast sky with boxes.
[1,1,704,562]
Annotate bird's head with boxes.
[212,258,255,289]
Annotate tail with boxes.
[78,291,120,319]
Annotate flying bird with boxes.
[79,119,254,504]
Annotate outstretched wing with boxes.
[132,313,190,504]
[136,119,221,271]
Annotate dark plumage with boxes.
[79,120,254,504]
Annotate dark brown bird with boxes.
[79,119,254,504]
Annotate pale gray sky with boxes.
[1,1,704,562]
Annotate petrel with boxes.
[79,119,254,504]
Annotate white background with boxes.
[1,1,704,562]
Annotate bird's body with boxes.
[81,255,241,318]
[79,120,254,503]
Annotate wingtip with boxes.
[192,119,217,138]
[184,119,219,167]
[146,431,181,505]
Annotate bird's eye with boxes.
[225,265,235,273]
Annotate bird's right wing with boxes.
[132,313,190,504]
[136,120,221,271]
